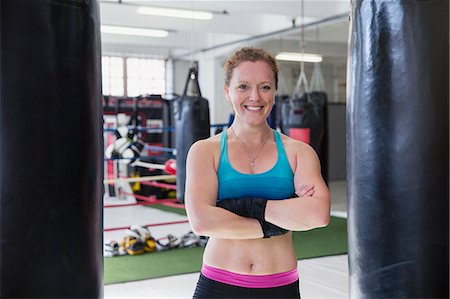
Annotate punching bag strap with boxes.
[290,63,310,109]
[292,68,309,98]
[309,62,325,92]
[182,66,202,98]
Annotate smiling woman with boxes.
[224,59,276,128]
[184,47,330,299]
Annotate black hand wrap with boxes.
[217,194,296,238]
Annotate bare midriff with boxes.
[202,232,297,275]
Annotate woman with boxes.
[185,47,330,299]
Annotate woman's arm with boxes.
[184,139,264,239]
[265,142,331,231]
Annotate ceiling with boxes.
[99,0,350,60]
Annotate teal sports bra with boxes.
[217,130,295,201]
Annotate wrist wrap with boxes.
[217,195,295,238]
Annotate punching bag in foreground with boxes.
[1,0,103,297]
[175,66,210,203]
[347,1,449,298]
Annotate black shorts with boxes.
[192,274,301,299]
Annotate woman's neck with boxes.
[229,122,272,143]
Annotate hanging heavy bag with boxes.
[1,0,102,297]
[281,93,321,150]
[267,95,279,129]
[308,91,328,183]
[174,66,210,203]
[274,94,289,131]
[162,98,175,149]
[280,65,321,150]
[307,63,329,184]
[348,1,448,298]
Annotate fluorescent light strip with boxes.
[276,52,323,63]
[137,6,213,20]
[101,25,168,38]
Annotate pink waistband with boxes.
[201,264,299,288]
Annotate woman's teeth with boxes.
[245,106,262,111]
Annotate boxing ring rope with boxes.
[140,181,177,190]
[104,220,189,232]
[102,123,196,234]
[103,174,176,184]
[103,123,228,133]
[104,199,181,208]
[104,193,188,231]
[144,145,176,154]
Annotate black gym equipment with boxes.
[1,0,103,297]
[267,95,281,130]
[174,65,211,203]
[347,1,449,298]
[280,92,328,183]
[308,91,328,184]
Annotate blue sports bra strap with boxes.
[274,130,282,148]
[274,130,288,159]
[220,129,228,155]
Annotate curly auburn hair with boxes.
[223,47,278,89]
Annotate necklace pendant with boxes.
[251,161,255,167]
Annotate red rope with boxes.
[119,191,156,201]
[104,220,189,232]
[140,181,176,190]
[104,197,179,208]
[160,201,186,209]
[105,201,154,208]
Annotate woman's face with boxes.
[224,60,276,127]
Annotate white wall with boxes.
[173,56,233,126]
[169,43,348,181]
[172,46,347,124]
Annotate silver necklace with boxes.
[230,127,271,167]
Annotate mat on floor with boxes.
[104,208,347,285]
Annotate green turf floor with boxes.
[104,211,347,285]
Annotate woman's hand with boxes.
[185,139,264,239]
[296,184,315,197]
[264,140,330,231]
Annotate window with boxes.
[127,58,165,96]
[102,56,124,96]
[102,56,166,97]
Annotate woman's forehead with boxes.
[231,60,275,82]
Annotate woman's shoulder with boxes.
[278,131,318,160]
[188,133,222,171]
[189,133,222,155]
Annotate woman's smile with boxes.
[244,105,264,112]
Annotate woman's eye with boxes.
[261,85,272,90]
[237,84,248,90]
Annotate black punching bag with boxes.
[347,1,449,298]
[175,66,210,203]
[280,94,322,151]
[1,0,103,298]
[309,91,328,184]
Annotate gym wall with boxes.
[171,49,348,182]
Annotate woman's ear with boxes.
[224,85,231,103]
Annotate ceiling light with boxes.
[276,52,323,63]
[136,6,213,20]
[101,25,169,38]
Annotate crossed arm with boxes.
[184,139,330,239]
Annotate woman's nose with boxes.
[248,87,259,101]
